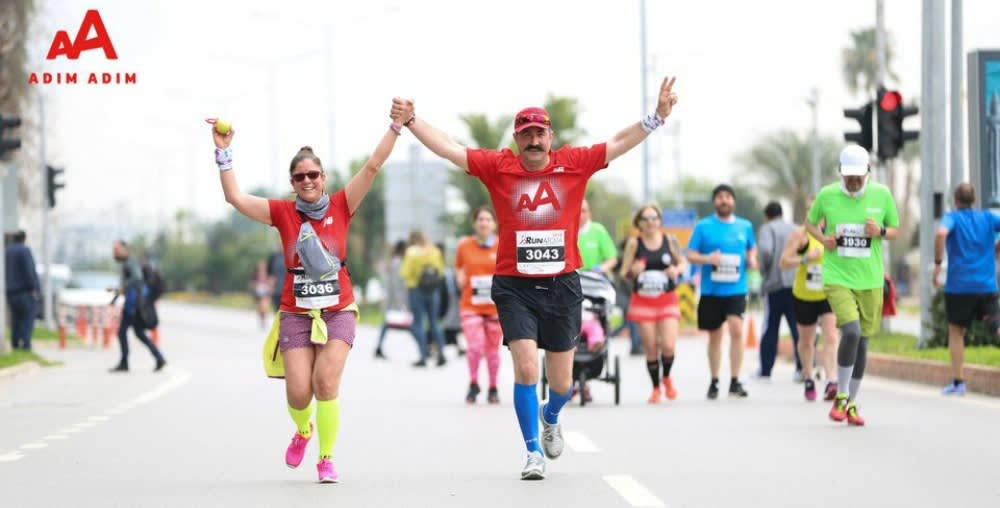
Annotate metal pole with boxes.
[808,87,820,195]
[268,66,280,195]
[639,0,649,204]
[919,0,946,346]
[950,0,964,192]
[0,162,7,354]
[40,94,54,331]
[876,0,887,86]
[325,24,336,173]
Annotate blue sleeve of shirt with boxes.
[941,213,954,232]
[688,222,703,253]
[991,211,1000,232]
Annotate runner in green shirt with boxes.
[805,145,899,427]
[578,199,618,275]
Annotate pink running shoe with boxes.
[317,458,340,483]
[285,423,312,469]
[804,379,817,401]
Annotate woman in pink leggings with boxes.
[455,206,502,404]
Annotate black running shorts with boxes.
[792,297,833,326]
[944,292,1000,329]
[697,294,747,331]
[491,272,583,352]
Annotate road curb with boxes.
[0,361,41,381]
[866,353,1000,396]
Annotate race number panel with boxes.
[293,270,341,309]
[470,274,494,306]
[637,270,669,297]
[805,263,824,291]
[835,224,871,258]
[515,230,566,275]
[710,253,741,283]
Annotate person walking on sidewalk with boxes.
[211,110,403,483]
[5,230,39,351]
[400,230,448,367]
[456,206,502,404]
[392,74,678,479]
[109,240,166,373]
[933,183,1000,396]
[780,201,840,401]
[620,204,686,403]
[806,145,899,426]
[687,184,757,399]
[756,201,801,381]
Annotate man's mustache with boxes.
[525,145,544,152]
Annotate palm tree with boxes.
[841,27,899,96]
[736,131,842,223]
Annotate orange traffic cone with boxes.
[745,315,758,349]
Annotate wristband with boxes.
[403,115,416,127]
[934,259,943,266]
[389,123,402,136]
[879,226,886,237]
[215,147,233,171]
[640,112,664,134]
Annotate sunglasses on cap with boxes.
[515,113,551,126]
[291,170,322,182]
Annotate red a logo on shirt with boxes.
[515,181,562,212]
[46,10,118,60]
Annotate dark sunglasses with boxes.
[640,215,660,221]
[291,170,322,182]
[515,113,550,126]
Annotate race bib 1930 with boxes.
[515,230,566,275]
[835,223,871,258]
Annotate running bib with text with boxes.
[835,224,871,258]
[710,254,742,283]
[293,270,340,309]
[637,270,669,297]
[805,264,823,291]
[470,274,494,306]
[515,230,566,275]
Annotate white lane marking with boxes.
[604,474,666,508]
[866,377,1000,410]
[0,451,25,462]
[5,370,193,462]
[563,431,601,453]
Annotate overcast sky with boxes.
[25,0,1000,228]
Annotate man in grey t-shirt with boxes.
[756,201,800,379]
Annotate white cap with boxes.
[839,145,870,176]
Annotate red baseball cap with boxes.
[513,107,551,133]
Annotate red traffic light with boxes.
[879,90,901,112]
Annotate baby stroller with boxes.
[541,270,622,406]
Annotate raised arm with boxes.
[393,98,469,171]
[210,119,271,226]
[344,120,404,214]
[605,76,678,164]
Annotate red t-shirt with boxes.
[466,144,607,277]
[269,190,355,312]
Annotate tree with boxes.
[841,27,899,96]
[736,131,842,223]
[341,157,384,299]
[661,176,766,232]
[543,94,586,149]
[0,1,35,107]
[585,178,635,240]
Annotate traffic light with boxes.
[46,165,65,209]
[876,87,919,161]
[0,115,22,158]
[843,102,873,153]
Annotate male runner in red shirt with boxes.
[391,77,677,479]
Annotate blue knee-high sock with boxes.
[543,387,573,425]
[513,383,541,454]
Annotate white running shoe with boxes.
[520,451,546,480]
[539,405,564,459]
